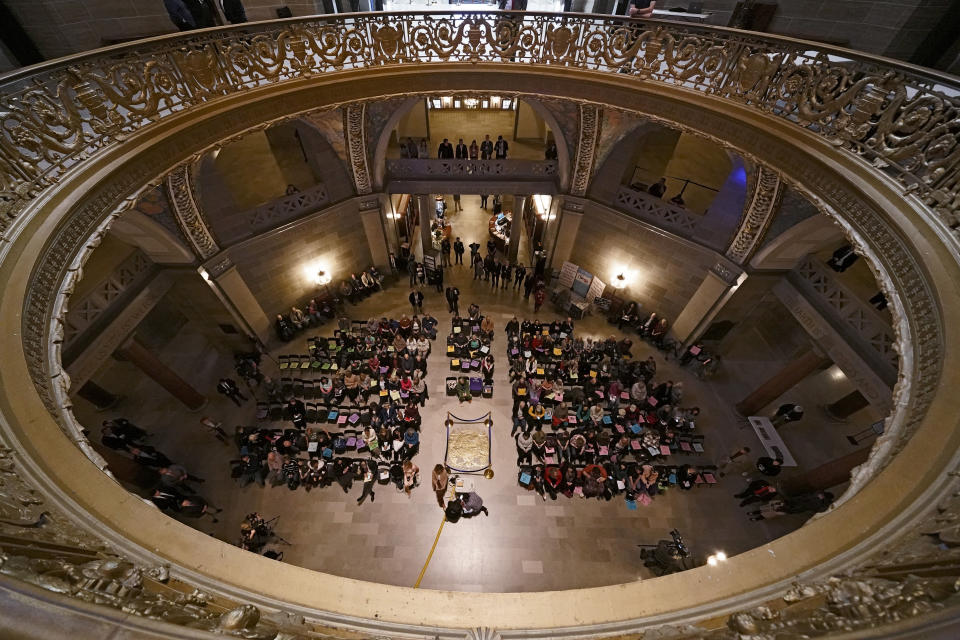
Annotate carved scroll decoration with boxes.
[165,165,219,260]
[345,103,372,196]
[726,165,784,264]
[570,104,601,197]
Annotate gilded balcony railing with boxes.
[0,11,957,238]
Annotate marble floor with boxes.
[75,201,885,592]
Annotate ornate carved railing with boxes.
[244,182,329,239]
[614,184,701,235]
[385,158,559,180]
[1,12,957,240]
[790,256,899,371]
[62,250,153,346]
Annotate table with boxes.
[747,416,797,467]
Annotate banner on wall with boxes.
[559,261,578,288]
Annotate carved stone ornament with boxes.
[166,165,220,260]
[726,165,783,264]
[345,103,372,196]
[571,104,601,197]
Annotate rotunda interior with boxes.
[0,8,958,640]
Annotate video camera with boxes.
[669,529,689,558]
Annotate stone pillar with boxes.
[782,448,872,494]
[76,380,120,411]
[508,195,527,262]
[114,337,207,411]
[358,199,390,268]
[417,194,433,259]
[549,202,583,271]
[735,348,832,416]
[209,265,272,342]
[672,264,744,345]
[825,390,871,421]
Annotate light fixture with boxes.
[707,551,728,566]
[316,270,332,286]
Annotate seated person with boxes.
[456,376,472,403]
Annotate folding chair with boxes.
[268,402,284,422]
[280,376,294,394]
[306,402,319,423]
[691,435,705,455]
[679,436,693,455]
[292,378,305,397]
[255,402,269,420]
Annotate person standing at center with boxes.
[469,139,479,160]
[480,135,494,160]
[455,138,468,159]
[454,237,465,265]
[431,464,449,508]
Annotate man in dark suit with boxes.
[438,138,454,159]
[455,138,468,159]
[494,135,509,159]
[480,135,494,160]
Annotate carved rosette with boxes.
[726,165,783,264]
[165,165,219,261]
[345,103,372,196]
[571,104,601,197]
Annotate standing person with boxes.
[164,0,196,30]
[409,288,424,314]
[406,137,418,158]
[480,134,494,160]
[472,253,484,280]
[222,0,247,23]
[357,460,376,504]
[217,378,246,406]
[455,138,468,159]
[453,193,462,212]
[494,135,509,159]
[431,464,449,508]
[717,446,752,477]
[490,260,501,288]
[441,237,452,266]
[407,258,418,287]
[469,139,479,160]
[479,194,489,209]
[771,403,804,427]
[534,286,546,313]
[453,237,465,265]
[648,177,667,198]
[402,459,420,496]
[437,138,454,158]
[419,138,429,159]
[514,263,526,290]
[433,265,444,293]
[523,272,535,299]
[468,240,481,262]
[449,286,460,315]
[501,262,513,289]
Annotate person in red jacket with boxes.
[544,465,563,500]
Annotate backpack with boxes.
[444,500,463,523]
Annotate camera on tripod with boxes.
[238,512,290,552]
[638,528,695,576]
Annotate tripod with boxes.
[260,515,292,546]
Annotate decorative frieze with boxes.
[726,166,783,264]
[165,165,220,260]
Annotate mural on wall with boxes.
[301,107,351,178]
[365,96,414,160]
[128,185,192,249]
[757,185,820,252]
[593,109,646,178]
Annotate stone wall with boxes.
[229,203,373,316]
[568,203,720,322]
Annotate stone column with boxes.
[548,201,584,271]
[825,390,871,421]
[358,198,390,267]
[417,194,433,259]
[209,265,272,343]
[76,380,120,411]
[507,195,527,262]
[672,264,744,345]
[114,337,207,411]
[734,348,832,416]
[782,448,872,494]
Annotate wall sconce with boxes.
[316,270,332,287]
[706,551,727,566]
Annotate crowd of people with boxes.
[401,134,510,160]
[445,305,496,402]
[506,317,714,504]
[227,315,439,508]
